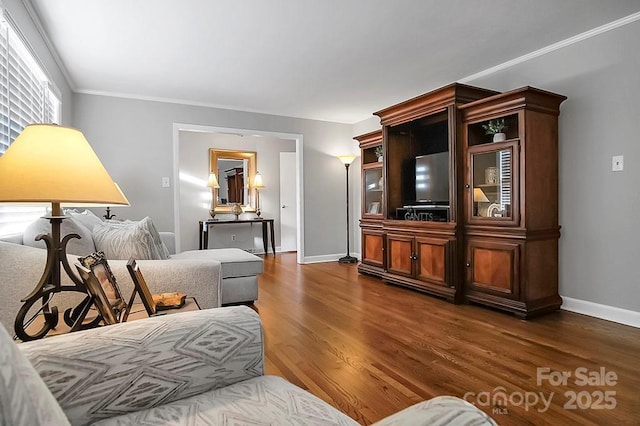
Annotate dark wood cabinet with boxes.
[460,87,566,318]
[357,130,385,277]
[357,83,566,318]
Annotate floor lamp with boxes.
[337,155,358,264]
[0,124,129,341]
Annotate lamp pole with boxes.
[337,155,357,264]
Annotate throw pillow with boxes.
[23,217,95,256]
[110,217,169,260]
[93,219,162,260]
[0,326,70,426]
[65,209,104,232]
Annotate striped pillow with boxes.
[93,217,165,260]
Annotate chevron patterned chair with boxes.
[1,306,496,425]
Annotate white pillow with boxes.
[92,217,167,260]
[23,217,95,256]
[117,217,169,260]
[65,209,103,232]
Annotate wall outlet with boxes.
[231,234,237,241]
[612,155,624,171]
[162,177,171,187]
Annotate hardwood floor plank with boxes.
[256,253,640,425]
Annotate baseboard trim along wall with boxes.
[303,254,347,264]
[561,297,640,328]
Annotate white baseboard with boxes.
[302,253,357,264]
[561,296,640,328]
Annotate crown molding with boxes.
[21,0,76,91]
[460,11,640,84]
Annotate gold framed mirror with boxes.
[209,149,257,213]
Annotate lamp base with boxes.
[338,255,358,264]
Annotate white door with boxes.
[279,152,297,252]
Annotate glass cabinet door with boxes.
[470,143,517,222]
[363,167,383,216]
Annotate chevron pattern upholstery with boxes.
[6,305,496,425]
[92,375,359,426]
[19,307,263,426]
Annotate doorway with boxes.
[172,123,304,263]
[279,152,297,252]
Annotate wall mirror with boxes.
[209,149,257,213]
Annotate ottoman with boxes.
[171,248,263,304]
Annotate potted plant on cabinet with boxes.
[482,118,507,142]
[375,145,383,162]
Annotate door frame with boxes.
[279,151,297,252]
[172,123,305,264]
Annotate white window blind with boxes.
[499,150,511,212]
[0,10,61,237]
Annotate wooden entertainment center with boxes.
[357,83,566,318]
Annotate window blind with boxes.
[0,10,61,237]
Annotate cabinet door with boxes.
[362,165,383,218]
[386,233,414,278]
[467,141,519,226]
[466,238,520,299]
[362,229,385,268]
[415,237,450,287]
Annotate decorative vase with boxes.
[231,203,243,220]
[378,156,383,162]
[493,132,506,142]
[485,167,498,185]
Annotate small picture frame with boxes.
[78,252,127,316]
[75,263,119,325]
[368,201,380,214]
[126,258,157,317]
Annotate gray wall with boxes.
[72,93,356,259]
[178,131,295,252]
[4,0,73,124]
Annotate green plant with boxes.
[482,118,507,135]
[375,145,383,158]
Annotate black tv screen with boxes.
[415,152,449,204]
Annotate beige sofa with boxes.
[2,306,497,425]
[0,240,222,335]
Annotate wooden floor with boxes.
[254,253,640,426]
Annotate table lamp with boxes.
[0,124,129,340]
[207,172,220,218]
[253,171,265,217]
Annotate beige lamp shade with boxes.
[0,124,128,206]
[337,155,356,165]
[253,171,265,189]
[207,172,220,188]
[473,187,490,203]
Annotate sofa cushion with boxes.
[0,325,70,426]
[23,216,95,256]
[92,375,358,426]
[93,217,165,260]
[172,248,263,278]
[66,208,104,231]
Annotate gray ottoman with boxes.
[171,248,263,304]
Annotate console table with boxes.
[199,218,275,254]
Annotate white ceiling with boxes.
[30,0,640,124]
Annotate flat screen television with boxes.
[414,152,449,205]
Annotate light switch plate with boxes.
[612,155,624,172]
[162,177,170,187]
